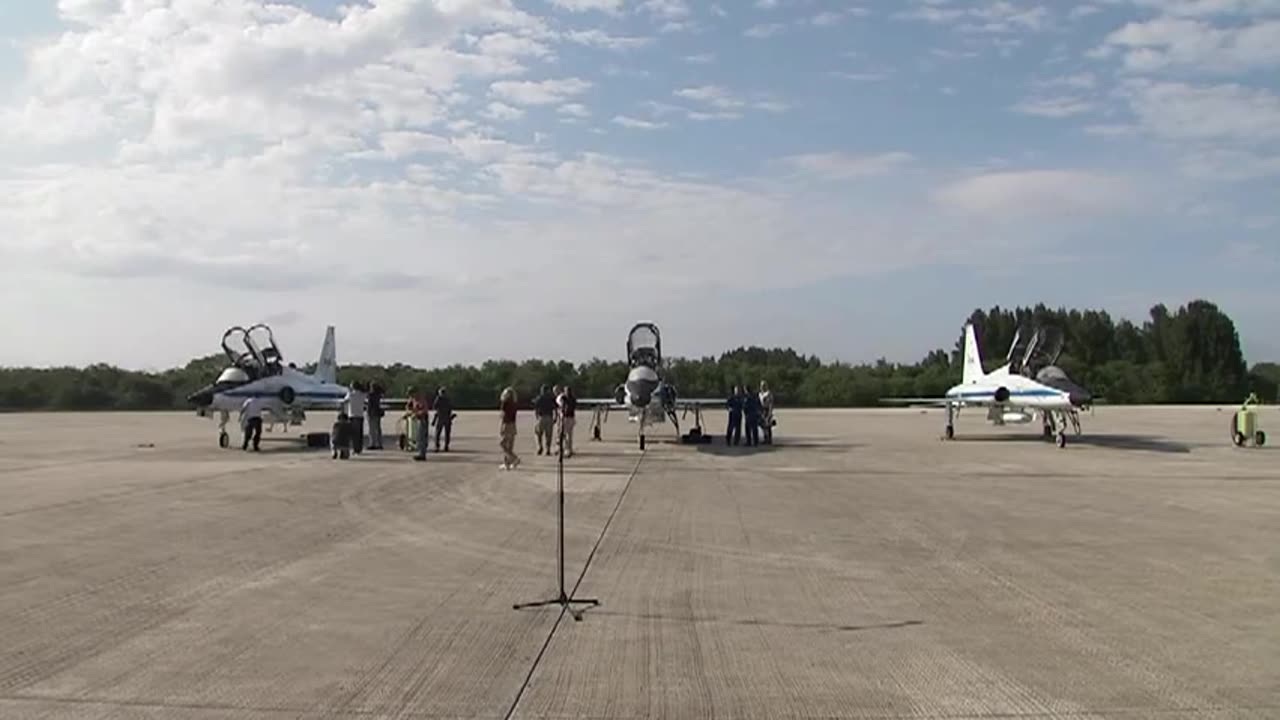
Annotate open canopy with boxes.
[220,324,285,379]
[627,323,662,368]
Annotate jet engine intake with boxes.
[993,386,1010,403]
[614,384,627,405]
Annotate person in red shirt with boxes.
[499,386,521,470]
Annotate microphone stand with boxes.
[513,422,599,621]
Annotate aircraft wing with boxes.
[880,397,962,407]
[574,398,626,410]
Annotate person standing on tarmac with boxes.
[759,381,775,445]
[558,386,578,458]
[344,381,368,455]
[499,387,521,470]
[533,384,558,455]
[433,386,454,452]
[367,382,385,450]
[725,386,744,446]
[410,386,431,461]
[240,395,267,451]
[744,389,762,447]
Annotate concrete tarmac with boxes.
[0,407,1276,719]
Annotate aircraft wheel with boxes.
[1056,431,1067,448]
[593,425,601,441]
[1255,431,1266,447]
[944,425,954,440]
[639,434,646,451]
[1233,431,1247,447]
[218,432,229,449]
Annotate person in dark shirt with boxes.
[744,390,762,447]
[331,411,352,459]
[499,387,521,470]
[558,386,577,457]
[367,382,385,450]
[533,384,558,455]
[726,385,744,446]
[433,386,455,452]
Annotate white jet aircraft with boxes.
[187,324,349,447]
[578,323,726,450]
[885,322,1092,448]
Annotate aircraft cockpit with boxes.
[627,323,662,369]
[1019,326,1064,377]
[219,324,286,381]
[244,324,285,377]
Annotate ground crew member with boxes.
[725,386,744,446]
[499,387,521,470]
[240,395,267,451]
[558,386,578,457]
[533,384,557,455]
[433,386,455,452]
[344,381,368,455]
[744,389,762,447]
[411,386,431,461]
[367,382,385,450]
[759,380,775,445]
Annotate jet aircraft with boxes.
[579,323,726,449]
[884,322,1093,447]
[187,324,348,447]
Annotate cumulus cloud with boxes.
[933,171,1141,218]
[490,77,593,105]
[1102,16,1280,74]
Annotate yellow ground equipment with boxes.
[1231,394,1266,447]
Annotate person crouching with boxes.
[332,411,352,459]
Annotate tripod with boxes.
[512,425,600,621]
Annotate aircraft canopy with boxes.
[627,323,662,368]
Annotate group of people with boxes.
[726,381,775,447]
[498,384,578,470]
[330,381,386,459]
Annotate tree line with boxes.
[1,299,1275,412]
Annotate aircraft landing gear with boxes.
[639,434,646,451]
[592,425,601,441]
[1056,430,1067,448]
[218,431,229,448]
[944,403,955,440]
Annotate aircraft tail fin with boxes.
[962,323,984,384]
[316,326,337,384]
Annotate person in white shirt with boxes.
[344,382,368,455]
[240,396,268,451]
[758,381,775,445]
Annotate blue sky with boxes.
[0,0,1277,370]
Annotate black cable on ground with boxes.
[502,450,647,720]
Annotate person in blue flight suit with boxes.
[743,389,762,447]
[725,385,745,446]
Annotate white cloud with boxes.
[1122,81,1280,143]
[565,29,654,50]
[1127,0,1280,17]
[684,53,716,64]
[482,102,525,121]
[558,103,591,118]
[612,115,668,129]
[675,85,745,109]
[550,0,625,12]
[1102,17,1280,74]
[782,151,914,180]
[1011,96,1096,117]
[745,23,787,38]
[489,77,592,106]
[933,171,1140,217]
[897,2,1052,34]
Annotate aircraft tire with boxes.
[639,434,646,451]
[218,432,229,449]
[593,425,601,441]
[279,386,295,404]
[944,425,954,440]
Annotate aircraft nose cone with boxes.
[627,379,656,406]
[186,386,215,406]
